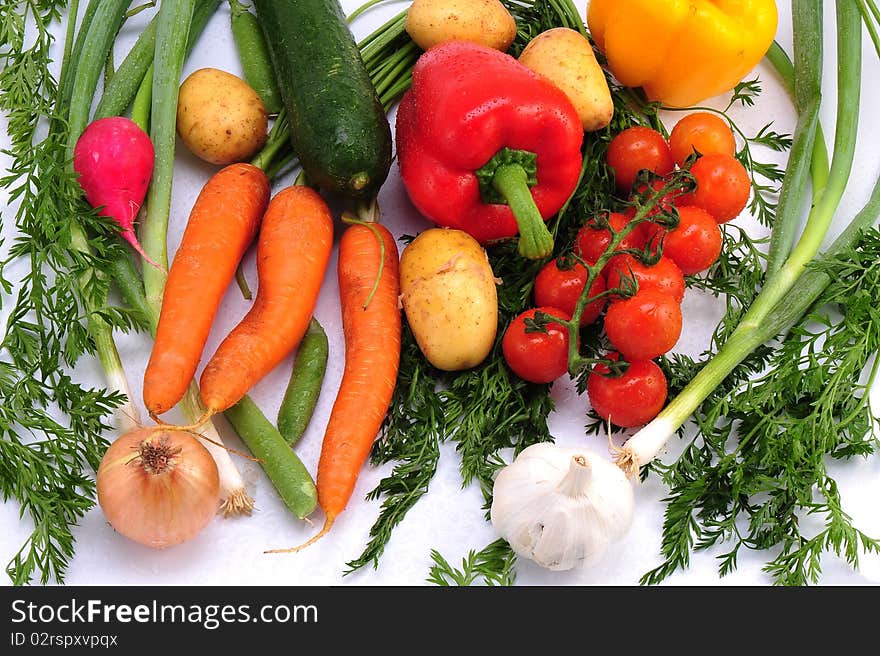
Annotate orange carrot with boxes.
[143,163,270,418]
[199,185,334,413]
[268,219,401,552]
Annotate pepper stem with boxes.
[491,163,554,259]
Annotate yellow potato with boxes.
[519,27,614,132]
[176,68,268,166]
[400,228,499,372]
[405,0,517,52]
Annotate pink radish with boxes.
[73,116,160,268]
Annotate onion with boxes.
[97,427,220,548]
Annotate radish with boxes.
[73,116,159,268]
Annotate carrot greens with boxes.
[0,0,144,584]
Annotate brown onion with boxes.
[97,427,220,548]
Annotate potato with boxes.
[519,27,614,132]
[176,68,268,166]
[400,228,499,372]
[405,0,517,52]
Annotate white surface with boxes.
[1,1,879,586]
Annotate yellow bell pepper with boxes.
[587,0,778,108]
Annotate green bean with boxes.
[229,0,283,114]
[277,318,329,445]
[225,397,318,519]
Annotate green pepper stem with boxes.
[491,164,554,260]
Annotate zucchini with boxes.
[253,0,392,198]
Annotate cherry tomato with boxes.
[502,306,572,384]
[680,152,751,223]
[587,353,668,428]
[575,212,646,265]
[603,289,682,361]
[605,253,686,303]
[645,205,722,275]
[534,260,607,326]
[668,112,737,168]
[606,126,675,193]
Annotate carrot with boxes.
[199,185,334,413]
[143,163,270,417]
[268,218,401,553]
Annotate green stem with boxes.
[764,0,823,278]
[56,0,100,117]
[774,2,860,282]
[94,0,220,120]
[65,0,132,163]
[857,0,880,55]
[491,165,554,260]
[93,14,157,119]
[132,0,263,514]
[71,229,142,431]
[347,0,389,23]
[250,110,290,171]
[358,9,407,63]
[129,65,153,132]
[235,265,253,300]
[766,41,830,205]
[103,42,115,88]
[126,1,157,17]
[62,0,141,429]
[142,0,196,306]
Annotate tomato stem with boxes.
[564,174,691,377]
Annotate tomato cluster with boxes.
[502,113,750,429]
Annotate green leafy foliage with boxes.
[0,1,138,584]
[426,539,518,586]
[643,229,880,585]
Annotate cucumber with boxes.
[252,0,392,198]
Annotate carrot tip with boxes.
[264,515,335,554]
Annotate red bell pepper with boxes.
[395,40,584,260]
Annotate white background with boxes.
[1,1,879,586]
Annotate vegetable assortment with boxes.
[1,0,879,588]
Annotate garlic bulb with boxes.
[490,443,634,571]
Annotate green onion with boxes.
[94,0,221,120]
[63,0,142,432]
[763,2,823,276]
[137,0,255,515]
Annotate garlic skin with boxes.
[490,443,634,571]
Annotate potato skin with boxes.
[177,68,268,166]
[400,228,499,372]
[519,28,614,132]
[405,0,516,52]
